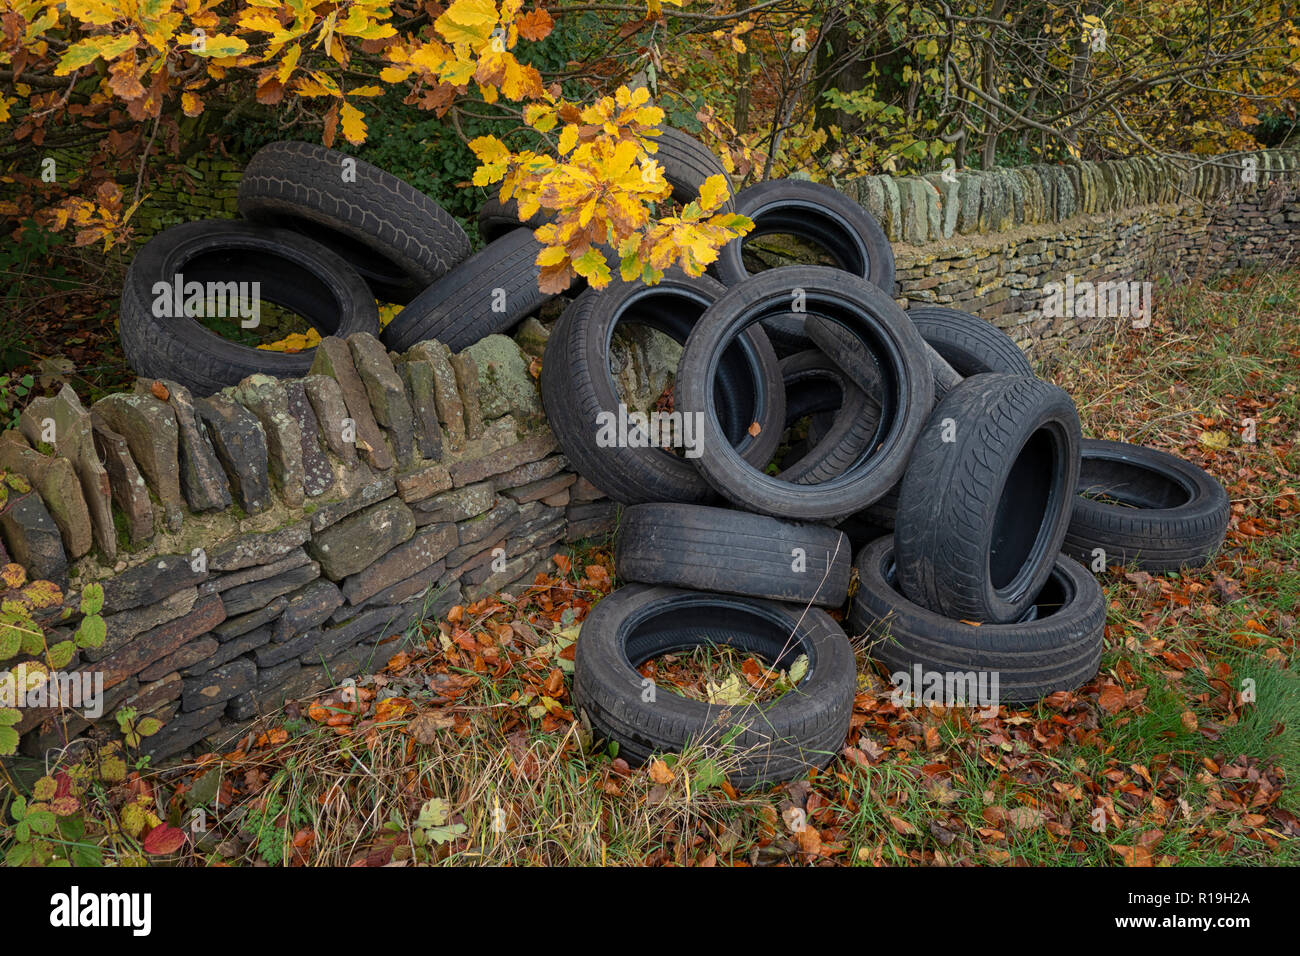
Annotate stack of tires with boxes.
[539,164,1229,787]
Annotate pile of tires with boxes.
[538,162,1229,783]
[117,132,1230,788]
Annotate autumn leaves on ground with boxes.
[15,269,1300,867]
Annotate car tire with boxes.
[847,537,1104,705]
[894,373,1082,624]
[238,140,470,304]
[1064,439,1230,571]
[119,220,380,396]
[574,584,856,788]
[540,271,784,504]
[615,503,852,607]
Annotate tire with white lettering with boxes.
[238,140,470,304]
[893,373,1082,624]
[615,503,852,607]
[675,266,932,521]
[380,227,555,353]
[540,271,784,504]
[847,537,1104,704]
[574,584,856,788]
[119,220,380,397]
[1064,440,1230,571]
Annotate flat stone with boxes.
[343,559,447,614]
[0,492,67,585]
[89,586,201,662]
[120,672,183,715]
[508,517,565,555]
[90,415,153,545]
[457,498,519,549]
[309,336,394,471]
[396,462,453,502]
[214,594,289,641]
[307,498,415,580]
[569,476,606,502]
[93,391,184,531]
[412,481,495,522]
[272,579,344,642]
[284,380,334,498]
[182,658,256,712]
[90,591,224,686]
[194,392,271,514]
[138,637,219,683]
[349,333,417,466]
[491,454,566,491]
[461,335,543,420]
[341,522,457,605]
[209,547,310,594]
[151,380,231,513]
[209,521,310,570]
[0,432,93,559]
[303,374,357,464]
[448,351,485,439]
[500,472,575,504]
[448,432,557,487]
[513,317,549,359]
[229,374,305,508]
[189,625,271,676]
[394,356,444,461]
[20,384,115,560]
[408,340,466,451]
[142,701,225,761]
[308,475,395,532]
[100,553,208,613]
[222,562,320,617]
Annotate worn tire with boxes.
[716,179,894,353]
[380,228,554,353]
[476,196,549,244]
[119,220,380,396]
[1064,439,1230,571]
[238,140,470,304]
[574,585,856,788]
[894,373,1082,624]
[615,503,852,607]
[677,266,932,521]
[848,537,1104,704]
[540,271,784,504]
[907,306,1035,378]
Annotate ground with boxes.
[2,267,1296,867]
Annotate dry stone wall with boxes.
[839,148,1300,359]
[1,331,616,762]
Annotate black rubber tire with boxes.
[237,140,470,304]
[847,537,1104,705]
[906,306,1035,378]
[777,349,879,483]
[475,126,731,243]
[651,126,734,209]
[677,266,932,521]
[540,271,785,504]
[1064,439,1230,571]
[476,196,549,244]
[894,373,1082,624]
[574,584,856,788]
[119,220,380,397]
[615,503,852,607]
[380,228,554,353]
[715,179,894,354]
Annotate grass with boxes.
[3,268,1297,868]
